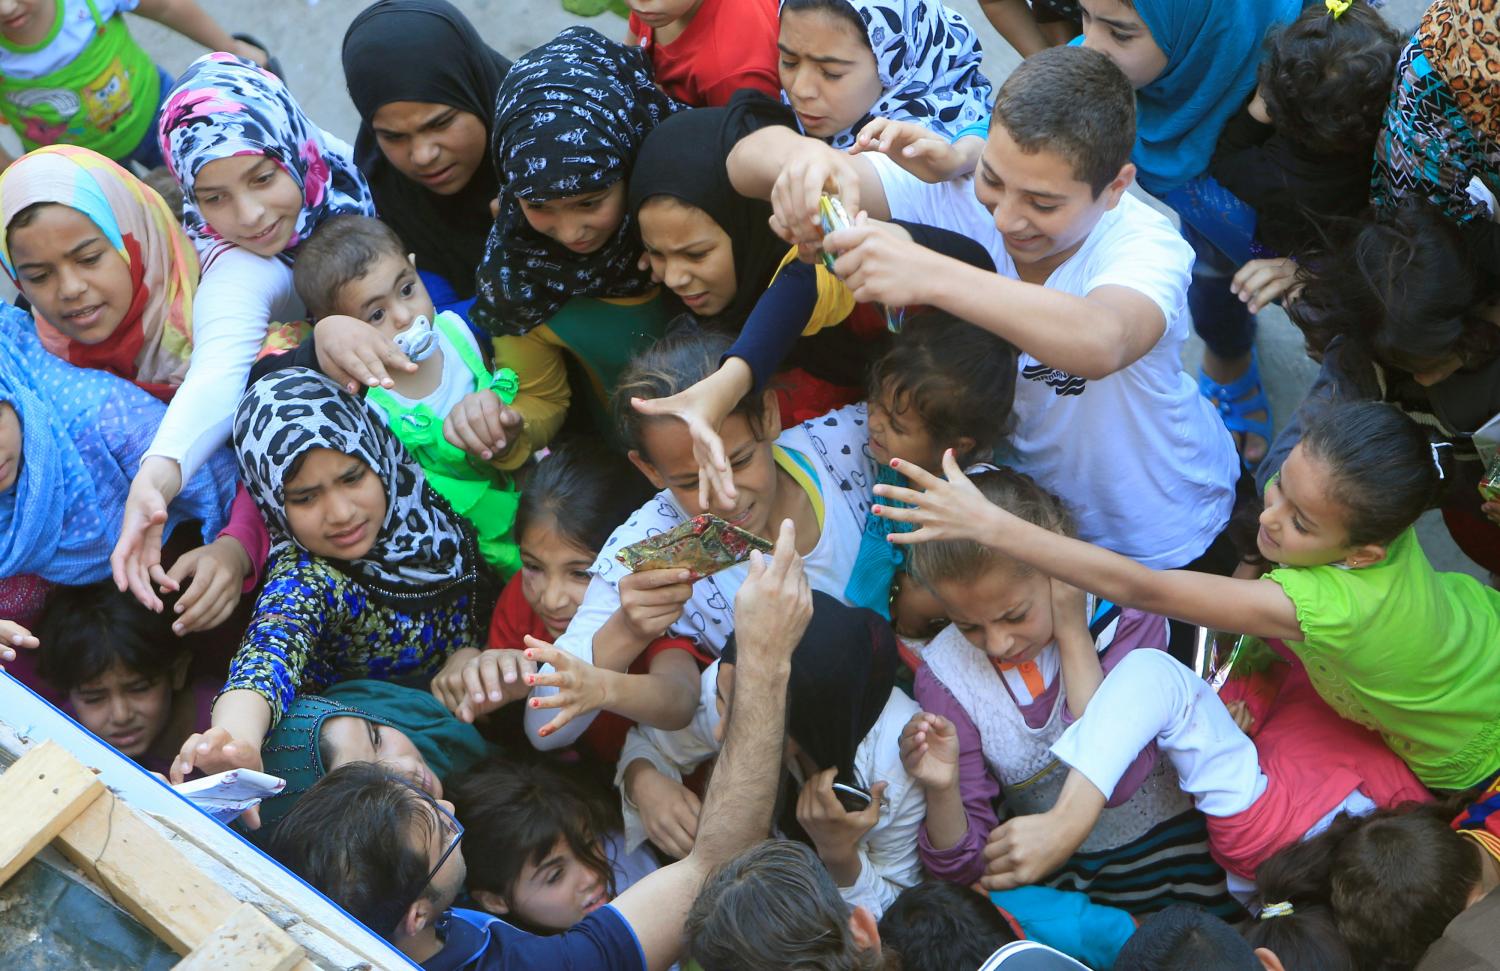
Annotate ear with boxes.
[952,435,977,464]
[470,888,511,916]
[1342,543,1388,570]
[626,449,668,491]
[759,388,783,441]
[169,652,192,691]
[398,895,439,941]
[847,905,882,954]
[1253,946,1286,971]
[1102,162,1136,210]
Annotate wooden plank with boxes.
[173,903,303,971]
[0,740,103,885]
[54,790,241,954]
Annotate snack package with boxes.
[1475,412,1500,503]
[173,767,286,825]
[615,514,773,580]
[1214,635,1291,736]
[817,193,904,333]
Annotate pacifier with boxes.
[394,314,438,362]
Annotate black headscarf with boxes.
[342,0,510,300]
[722,591,900,844]
[470,27,683,338]
[628,93,798,329]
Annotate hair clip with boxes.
[1260,901,1295,919]
[1325,0,1352,18]
[1431,441,1452,481]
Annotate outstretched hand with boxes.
[314,314,417,394]
[732,519,813,667]
[525,637,612,739]
[872,450,1005,547]
[628,360,753,513]
[0,619,38,671]
[850,117,973,184]
[112,458,181,613]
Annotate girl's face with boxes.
[282,447,387,561]
[320,716,443,797]
[1079,0,1169,90]
[192,154,305,257]
[931,566,1055,665]
[8,204,135,345]
[638,198,738,317]
[494,835,611,930]
[867,386,943,472]
[630,398,783,537]
[0,401,19,493]
[69,659,181,759]
[1257,444,1374,568]
[370,101,489,197]
[517,182,628,255]
[628,0,703,30]
[519,517,595,640]
[778,7,883,140]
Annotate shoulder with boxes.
[1085,195,1192,267]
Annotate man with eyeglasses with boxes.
[272,521,813,971]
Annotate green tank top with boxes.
[0,0,159,158]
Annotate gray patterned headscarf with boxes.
[470,27,682,338]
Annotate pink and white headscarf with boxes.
[158,53,375,264]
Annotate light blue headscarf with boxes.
[0,303,235,585]
[1129,0,1305,195]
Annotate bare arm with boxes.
[610,522,811,971]
[133,0,268,64]
[1052,581,1104,719]
[726,127,890,248]
[979,0,1053,58]
[525,641,702,739]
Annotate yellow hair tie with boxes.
[1260,901,1295,919]
[1325,0,1352,18]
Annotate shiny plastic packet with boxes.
[615,514,773,580]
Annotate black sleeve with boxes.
[724,259,821,391]
[891,220,995,271]
[247,333,322,385]
[1209,111,1281,212]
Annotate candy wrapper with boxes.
[1214,635,1291,736]
[817,194,904,333]
[173,767,286,825]
[615,514,773,580]
[1475,411,1500,503]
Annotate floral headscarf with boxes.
[158,53,375,263]
[0,146,197,398]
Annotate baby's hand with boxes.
[443,390,524,462]
[0,619,38,670]
[314,314,416,393]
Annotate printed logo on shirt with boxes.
[1021,362,1087,397]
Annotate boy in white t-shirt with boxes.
[727,46,1239,654]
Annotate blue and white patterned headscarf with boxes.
[471,27,682,338]
[158,53,375,263]
[781,0,994,149]
[0,303,235,585]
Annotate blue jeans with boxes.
[1162,176,1261,361]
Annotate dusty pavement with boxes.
[48,0,1480,575]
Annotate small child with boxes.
[624,0,780,107]
[293,214,524,579]
[447,758,659,934]
[0,0,271,170]
[35,581,212,775]
[877,400,1500,793]
[1239,839,1358,971]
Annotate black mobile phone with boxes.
[831,782,873,813]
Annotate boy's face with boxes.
[1079,0,1168,90]
[972,124,1130,281]
[69,660,180,759]
[0,1,45,39]
[628,0,702,30]
[332,251,437,339]
[0,401,20,493]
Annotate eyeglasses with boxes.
[396,778,464,891]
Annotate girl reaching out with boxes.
[875,400,1500,793]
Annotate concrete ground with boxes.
[68,0,1480,576]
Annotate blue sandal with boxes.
[1199,349,1272,464]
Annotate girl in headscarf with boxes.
[466,27,681,461]
[341,0,510,318]
[615,592,926,919]
[169,368,496,788]
[113,53,375,616]
[1080,0,1303,466]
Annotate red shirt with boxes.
[630,0,780,107]
[487,574,709,765]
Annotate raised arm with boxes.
[726,127,890,249]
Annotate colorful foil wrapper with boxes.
[1480,453,1500,504]
[615,514,773,580]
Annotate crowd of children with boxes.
[1,0,1499,968]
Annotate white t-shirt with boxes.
[531,404,877,748]
[867,154,1238,568]
[0,0,137,77]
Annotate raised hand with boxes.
[899,711,960,792]
[161,536,251,634]
[872,449,1007,547]
[313,314,416,393]
[525,637,613,739]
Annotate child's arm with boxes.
[133,0,269,65]
[1051,580,1103,719]
[876,452,1305,642]
[979,0,1053,59]
[851,119,984,184]
[899,711,966,850]
[429,647,537,723]
[726,126,891,248]
[911,669,1003,884]
[824,223,1167,380]
[168,689,270,783]
[524,639,700,740]
[591,568,696,673]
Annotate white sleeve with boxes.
[840,693,927,919]
[863,151,977,231]
[1082,200,1194,329]
[146,249,295,480]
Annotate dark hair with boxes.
[36,581,184,694]
[446,759,617,932]
[6,200,57,232]
[515,439,654,556]
[268,762,440,941]
[686,840,881,971]
[613,330,772,456]
[1259,2,1400,159]
[877,882,1017,971]
[1243,839,1356,971]
[907,468,1074,587]
[1257,803,1479,971]
[780,0,870,50]
[1114,905,1260,971]
[1289,203,1489,372]
[292,214,408,321]
[990,45,1135,196]
[1299,401,1449,546]
[868,312,1017,464]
